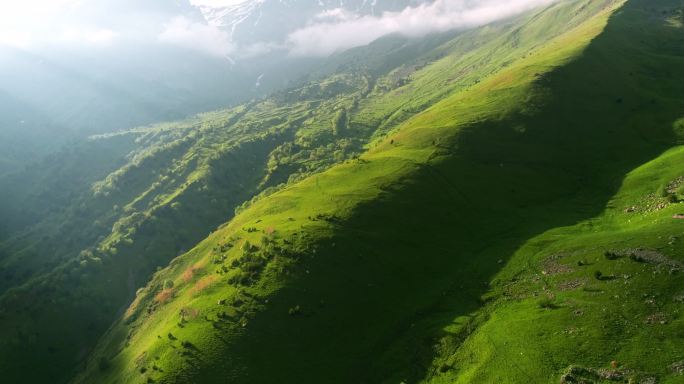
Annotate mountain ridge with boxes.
[1,0,682,382]
[73,0,684,382]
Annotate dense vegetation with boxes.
[1,0,682,383]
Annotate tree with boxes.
[332,109,347,136]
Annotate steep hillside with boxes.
[72,0,684,383]
[0,14,485,383]
[0,42,255,176]
[0,79,363,382]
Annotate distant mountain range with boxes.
[198,0,420,47]
[0,0,431,177]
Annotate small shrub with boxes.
[594,270,603,280]
[242,240,256,252]
[666,193,679,203]
[538,297,557,309]
[676,184,684,199]
[181,341,194,349]
[604,251,621,260]
[658,185,670,198]
[288,305,301,316]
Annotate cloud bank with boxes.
[0,0,559,59]
[159,17,235,56]
[0,0,233,57]
[287,0,558,57]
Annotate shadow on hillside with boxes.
[194,1,684,382]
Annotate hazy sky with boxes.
[0,0,244,50]
[288,0,558,56]
[189,0,245,5]
[0,0,558,57]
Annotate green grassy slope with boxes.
[73,0,684,382]
[0,79,365,382]
[0,13,522,383]
[428,146,684,384]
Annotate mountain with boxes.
[0,0,682,383]
[65,0,683,383]
[0,44,255,176]
[0,0,428,177]
[0,0,309,177]
[0,21,462,382]
[199,0,420,46]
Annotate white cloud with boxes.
[159,16,235,56]
[0,0,132,49]
[238,41,284,58]
[315,8,354,22]
[59,27,119,45]
[0,0,234,56]
[189,0,246,6]
[0,30,32,48]
[0,0,89,47]
[287,0,558,56]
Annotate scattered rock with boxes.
[666,176,684,193]
[612,248,681,273]
[644,312,668,325]
[560,365,627,383]
[542,257,574,275]
[670,360,684,375]
[600,369,625,381]
[630,178,683,213]
[559,365,657,383]
[558,278,587,291]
